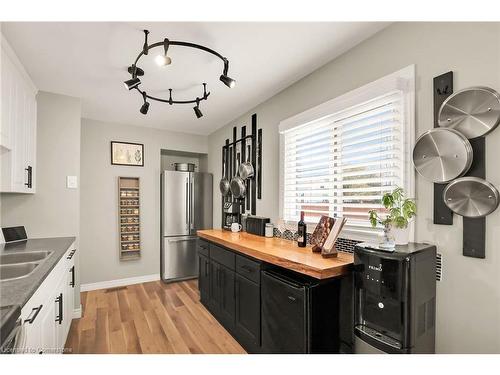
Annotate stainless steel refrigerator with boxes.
[161,170,213,282]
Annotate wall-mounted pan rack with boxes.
[221,114,262,229]
[421,73,500,258]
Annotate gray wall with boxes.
[207,22,500,353]
[79,119,208,285]
[1,91,82,309]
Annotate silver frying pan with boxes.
[443,177,499,217]
[239,144,254,180]
[230,153,246,199]
[219,157,230,196]
[438,86,500,139]
[413,128,473,183]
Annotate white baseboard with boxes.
[73,305,82,319]
[80,273,160,292]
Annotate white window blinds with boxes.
[282,90,405,237]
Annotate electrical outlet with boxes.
[67,176,78,189]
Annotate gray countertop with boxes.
[0,237,76,342]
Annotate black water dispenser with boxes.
[353,243,436,354]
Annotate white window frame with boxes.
[279,65,415,242]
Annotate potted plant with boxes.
[368,187,416,247]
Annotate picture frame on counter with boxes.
[111,141,144,167]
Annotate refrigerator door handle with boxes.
[168,237,197,243]
[185,178,190,232]
[190,177,195,230]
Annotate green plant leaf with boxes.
[389,207,400,218]
[382,193,394,209]
[402,199,417,219]
[368,210,378,227]
[394,216,408,228]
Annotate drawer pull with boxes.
[70,266,75,287]
[25,305,43,324]
[287,296,296,302]
[55,293,63,324]
[24,166,33,188]
[240,265,254,273]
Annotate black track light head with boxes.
[220,58,236,88]
[140,91,150,114]
[220,74,236,88]
[140,101,150,115]
[124,77,141,90]
[193,99,203,119]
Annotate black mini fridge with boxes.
[353,243,436,354]
[261,267,343,353]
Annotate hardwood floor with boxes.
[65,279,246,354]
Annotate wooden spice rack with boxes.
[118,177,141,260]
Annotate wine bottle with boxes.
[297,211,306,247]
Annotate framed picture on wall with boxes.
[111,141,144,167]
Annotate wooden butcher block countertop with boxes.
[197,229,354,279]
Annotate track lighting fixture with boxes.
[140,92,150,114]
[142,30,150,55]
[193,99,203,119]
[125,30,236,118]
[155,38,172,66]
[220,74,236,88]
[220,58,236,88]
[124,77,141,90]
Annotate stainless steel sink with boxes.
[0,263,39,281]
[0,251,52,265]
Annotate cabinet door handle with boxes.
[70,266,75,287]
[204,261,208,277]
[55,293,63,324]
[24,305,43,324]
[24,166,32,188]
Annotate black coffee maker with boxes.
[353,243,436,354]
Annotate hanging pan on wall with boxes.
[443,177,500,218]
[438,86,500,139]
[413,128,473,183]
[219,152,230,196]
[238,144,254,180]
[231,153,246,198]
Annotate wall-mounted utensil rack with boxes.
[118,176,141,260]
[221,113,262,229]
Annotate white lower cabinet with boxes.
[18,245,77,354]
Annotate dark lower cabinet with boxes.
[197,240,345,354]
[234,274,261,350]
[208,260,235,329]
[218,263,235,329]
[198,254,210,305]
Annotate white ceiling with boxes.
[2,22,388,135]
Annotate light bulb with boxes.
[155,54,172,66]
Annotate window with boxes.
[279,66,415,241]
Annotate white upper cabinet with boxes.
[1,34,37,193]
